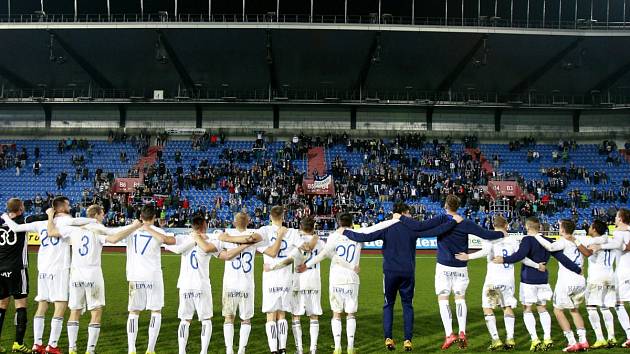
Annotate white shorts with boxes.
[68,274,105,311]
[222,289,254,320]
[178,289,213,321]
[292,290,323,316]
[262,284,293,314]
[519,283,553,306]
[553,277,586,309]
[586,280,617,308]
[330,284,359,314]
[435,264,469,296]
[617,276,630,302]
[128,280,164,312]
[482,282,517,309]
[35,270,69,303]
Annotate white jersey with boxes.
[257,225,303,287]
[481,238,519,285]
[64,223,118,281]
[583,236,615,282]
[167,234,220,293]
[223,229,265,292]
[294,234,325,291]
[126,225,168,282]
[308,231,362,285]
[614,230,630,278]
[551,237,586,280]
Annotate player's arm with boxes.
[523,257,547,272]
[141,223,176,245]
[303,240,336,269]
[263,227,288,257]
[551,250,582,274]
[1,213,38,233]
[105,220,143,244]
[455,240,491,261]
[191,231,220,253]
[396,214,461,232]
[592,232,623,251]
[46,208,63,237]
[299,233,320,252]
[267,248,304,271]
[468,223,505,240]
[165,237,196,255]
[217,243,251,261]
[533,235,566,252]
[494,237,532,264]
[342,227,386,242]
[218,231,262,244]
[67,217,98,227]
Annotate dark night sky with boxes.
[0,0,626,23]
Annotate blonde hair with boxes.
[86,205,104,218]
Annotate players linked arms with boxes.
[141,224,176,245]
[263,226,288,257]
[1,213,38,233]
[217,243,251,261]
[551,250,582,274]
[105,220,143,244]
[218,231,263,244]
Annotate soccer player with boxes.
[126,206,176,354]
[48,205,142,354]
[589,208,630,347]
[342,202,460,351]
[455,215,545,351]
[535,219,612,350]
[2,196,93,354]
[494,217,582,352]
[220,206,308,354]
[580,220,619,348]
[219,212,265,354]
[528,220,589,352]
[0,198,32,353]
[301,212,362,354]
[165,215,251,354]
[398,195,504,349]
[267,216,325,354]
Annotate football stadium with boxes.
[0,0,630,353]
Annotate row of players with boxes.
[1,194,630,353]
[0,197,381,354]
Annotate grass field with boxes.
[1,252,630,353]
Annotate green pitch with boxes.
[1,253,629,353]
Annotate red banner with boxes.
[302,175,335,195]
[112,178,143,193]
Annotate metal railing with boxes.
[0,13,628,31]
[2,86,630,107]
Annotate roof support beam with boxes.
[0,64,33,89]
[353,32,381,94]
[509,37,584,94]
[157,30,195,92]
[266,30,279,93]
[436,35,486,92]
[49,31,114,90]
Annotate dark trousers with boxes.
[383,271,415,340]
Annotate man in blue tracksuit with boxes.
[398,195,505,350]
[341,202,462,352]
[494,217,582,352]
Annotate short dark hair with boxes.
[619,208,630,225]
[6,198,23,213]
[559,219,576,235]
[140,206,157,221]
[52,196,69,210]
[337,212,353,228]
[592,219,608,236]
[393,202,410,214]
[300,216,316,233]
[270,206,284,220]
[191,214,206,231]
[445,195,460,212]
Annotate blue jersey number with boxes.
[133,234,153,255]
[572,248,582,265]
[40,229,60,247]
[604,250,612,267]
[305,249,319,269]
[336,244,356,263]
[502,249,510,269]
[231,251,253,273]
[190,250,199,270]
[270,237,288,258]
[78,235,89,256]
